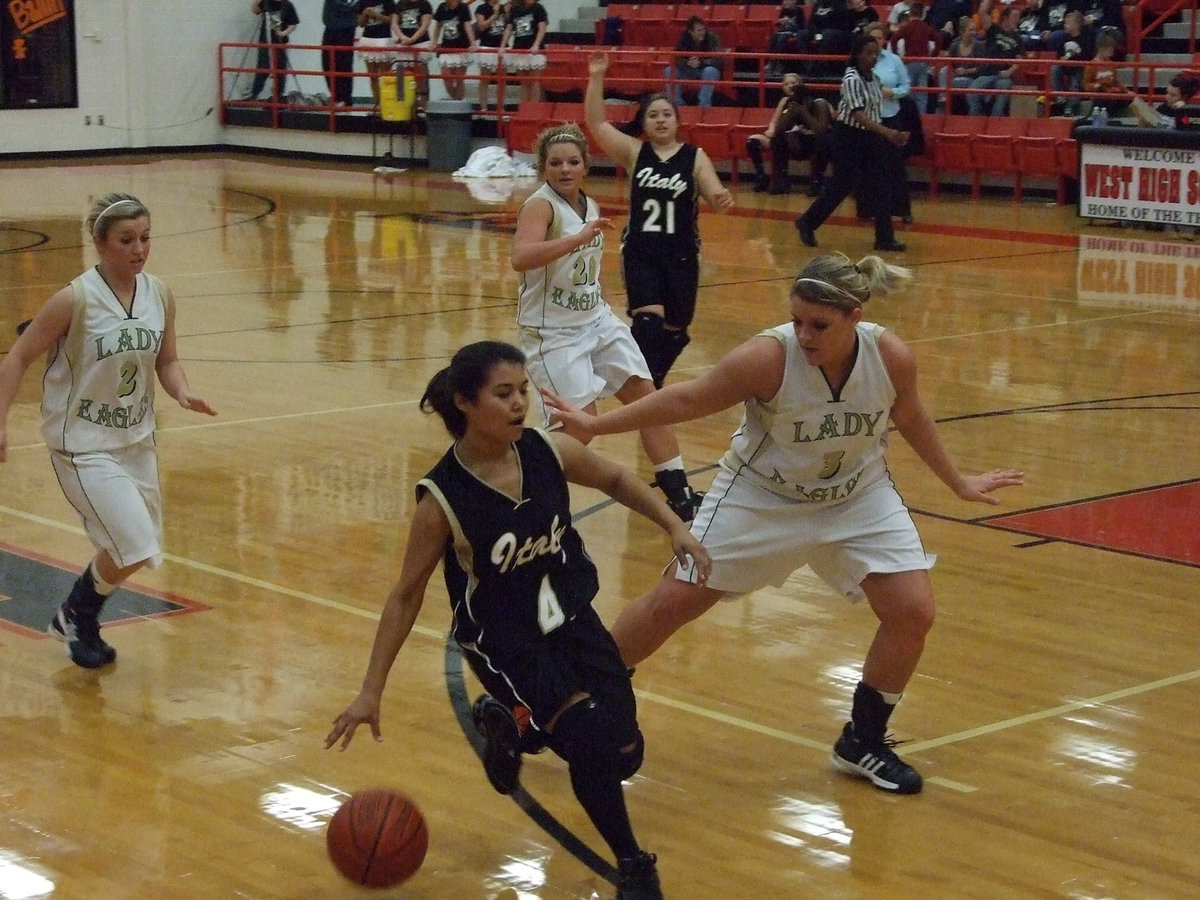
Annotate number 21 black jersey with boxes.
[623,141,700,257]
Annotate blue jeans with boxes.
[666,63,720,107]
[906,61,930,113]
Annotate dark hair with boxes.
[419,341,526,439]
[848,32,877,71]
[620,91,679,138]
[1171,72,1200,100]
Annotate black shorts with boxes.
[621,244,700,329]
[462,605,636,733]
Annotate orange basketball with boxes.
[326,788,429,888]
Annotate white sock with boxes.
[90,560,119,596]
[653,456,684,473]
[879,689,903,707]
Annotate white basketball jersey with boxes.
[722,321,896,504]
[516,183,607,330]
[41,268,167,452]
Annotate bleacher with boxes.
[218,0,1200,203]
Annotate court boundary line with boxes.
[3,500,1194,796]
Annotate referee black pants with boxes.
[798,122,898,247]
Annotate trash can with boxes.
[426,99,474,172]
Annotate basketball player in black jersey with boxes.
[584,52,733,393]
[325,341,710,900]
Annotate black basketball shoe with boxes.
[617,851,663,900]
[472,695,522,795]
[831,722,923,794]
[48,603,116,669]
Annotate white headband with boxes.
[92,200,136,235]
[793,277,865,308]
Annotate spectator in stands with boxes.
[1016,0,1050,50]
[1051,10,1095,115]
[356,1,399,108]
[862,20,915,223]
[322,0,360,107]
[767,0,806,79]
[745,73,835,195]
[1080,0,1126,54]
[1084,31,1128,114]
[794,31,910,253]
[820,0,880,59]
[1040,0,1079,39]
[474,0,508,109]
[432,0,476,100]
[668,16,724,107]
[1130,71,1200,126]
[246,0,300,103]
[925,0,971,38]
[502,0,550,103]
[889,0,914,27]
[891,1,941,112]
[394,0,434,105]
[938,16,989,114]
[982,5,1024,116]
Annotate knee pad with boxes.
[550,698,644,779]
[629,312,665,378]
[658,327,691,377]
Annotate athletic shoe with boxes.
[831,722,923,794]
[794,217,818,247]
[656,469,703,523]
[617,851,663,900]
[472,695,522,795]
[665,488,703,523]
[48,604,116,669]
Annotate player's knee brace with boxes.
[550,698,644,779]
[658,327,691,379]
[629,312,666,385]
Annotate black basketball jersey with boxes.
[623,141,701,257]
[417,428,600,663]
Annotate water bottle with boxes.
[1091,105,1103,126]
[1099,106,1109,126]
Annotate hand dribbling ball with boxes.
[326,788,429,888]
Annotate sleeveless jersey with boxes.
[623,141,701,257]
[516,182,607,330]
[722,321,896,504]
[418,428,600,664]
[41,268,167,453]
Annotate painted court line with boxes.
[5,501,1193,794]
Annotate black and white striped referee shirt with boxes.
[835,66,883,129]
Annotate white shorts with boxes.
[519,307,651,426]
[677,465,934,601]
[474,48,503,71]
[49,437,164,570]
[356,36,398,63]
[506,50,547,72]
[438,49,472,70]
[392,42,432,68]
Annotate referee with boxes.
[795,31,909,253]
